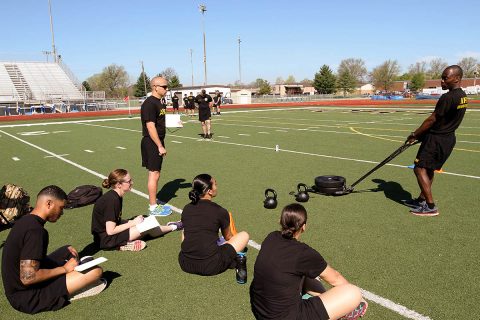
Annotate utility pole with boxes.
[199,4,207,86]
[190,48,194,86]
[140,61,147,96]
[238,36,242,84]
[47,0,58,63]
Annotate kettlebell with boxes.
[264,189,278,209]
[295,183,310,202]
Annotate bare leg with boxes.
[303,277,327,295]
[414,167,435,203]
[201,121,207,136]
[206,119,211,136]
[319,284,362,320]
[66,267,103,295]
[143,225,175,238]
[147,170,160,206]
[226,231,249,252]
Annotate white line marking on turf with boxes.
[275,129,288,132]
[12,157,20,161]
[52,130,70,133]
[78,123,480,180]
[45,154,69,158]
[84,149,94,153]
[0,129,183,213]
[1,125,438,320]
[258,131,269,134]
[361,290,432,320]
[217,135,230,138]
[116,146,126,150]
[171,141,183,144]
[238,133,250,136]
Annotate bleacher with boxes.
[0,61,84,104]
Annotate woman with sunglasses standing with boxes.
[91,169,182,252]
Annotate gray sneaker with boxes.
[410,203,439,216]
[403,198,426,208]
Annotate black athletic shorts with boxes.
[299,296,330,320]
[198,107,211,122]
[178,243,237,276]
[141,136,165,171]
[173,105,179,109]
[94,229,130,250]
[414,133,456,170]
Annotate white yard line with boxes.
[45,153,69,158]
[171,141,183,144]
[0,125,441,319]
[116,146,126,150]
[12,157,20,161]
[84,149,94,153]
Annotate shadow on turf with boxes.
[371,178,413,205]
[156,178,192,203]
[78,242,101,257]
[102,271,122,287]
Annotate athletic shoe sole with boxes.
[70,278,107,301]
[411,210,439,217]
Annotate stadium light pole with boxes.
[140,61,147,96]
[238,36,242,84]
[199,4,207,86]
[47,0,58,63]
[190,48,194,86]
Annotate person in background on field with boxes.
[213,90,222,115]
[91,169,183,252]
[405,65,467,217]
[171,93,180,114]
[187,92,196,117]
[1,186,106,314]
[195,89,213,139]
[178,174,249,282]
[183,94,189,116]
[140,76,172,216]
[250,203,368,320]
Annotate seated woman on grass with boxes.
[250,203,367,320]
[179,174,249,281]
[91,169,182,252]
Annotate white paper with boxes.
[74,257,107,272]
[165,114,183,128]
[136,215,160,233]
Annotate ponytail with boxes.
[280,203,307,239]
[189,174,213,204]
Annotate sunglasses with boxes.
[154,85,168,89]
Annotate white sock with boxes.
[149,204,157,211]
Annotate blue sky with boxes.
[1,0,479,85]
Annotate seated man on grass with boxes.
[1,185,106,314]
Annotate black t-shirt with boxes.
[141,95,166,138]
[250,231,328,320]
[213,95,221,106]
[180,200,230,260]
[187,95,195,108]
[195,94,213,109]
[1,214,49,296]
[172,95,179,108]
[91,189,123,235]
[430,88,467,135]
[183,97,188,106]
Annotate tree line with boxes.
[82,56,479,98]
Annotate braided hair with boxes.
[188,174,213,204]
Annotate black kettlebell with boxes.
[295,183,310,202]
[264,189,278,209]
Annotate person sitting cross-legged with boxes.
[250,203,368,320]
[1,185,106,314]
[91,169,183,252]
[178,174,249,281]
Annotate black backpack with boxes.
[66,185,103,209]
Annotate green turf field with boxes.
[0,106,479,320]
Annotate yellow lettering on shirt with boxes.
[458,97,468,109]
[160,109,166,115]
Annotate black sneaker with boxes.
[235,253,247,284]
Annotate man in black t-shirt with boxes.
[140,76,172,216]
[1,186,104,314]
[187,92,196,116]
[171,94,179,114]
[196,89,213,139]
[183,94,189,115]
[213,90,222,115]
[406,65,467,216]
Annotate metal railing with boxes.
[251,93,366,104]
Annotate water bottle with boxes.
[235,252,247,284]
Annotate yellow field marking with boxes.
[349,127,480,153]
